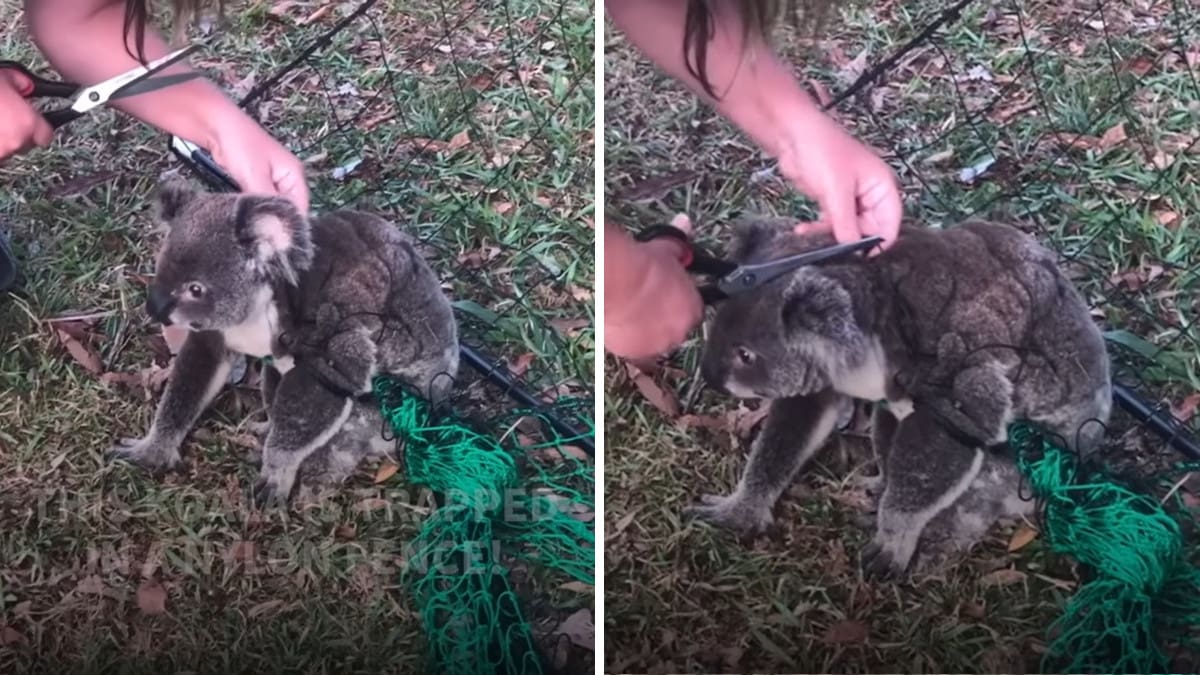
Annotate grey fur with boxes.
[107,177,459,507]
[691,215,1111,577]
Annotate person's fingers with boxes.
[793,219,831,236]
[818,183,862,245]
[29,115,54,148]
[271,161,309,213]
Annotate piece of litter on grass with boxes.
[965,64,993,81]
[959,156,996,183]
[331,157,363,180]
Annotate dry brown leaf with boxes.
[334,523,357,541]
[1172,392,1200,422]
[962,601,986,620]
[54,328,102,375]
[733,404,770,438]
[923,147,956,165]
[807,79,833,107]
[530,444,589,464]
[549,317,590,337]
[268,0,298,16]
[76,575,105,595]
[611,511,636,537]
[1007,524,1039,551]
[507,352,535,377]
[0,625,25,646]
[1053,133,1101,151]
[1123,54,1155,77]
[100,371,143,388]
[559,581,593,594]
[228,541,256,562]
[624,363,679,418]
[447,129,471,151]
[492,201,514,215]
[374,461,400,484]
[300,3,332,25]
[136,578,167,615]
[980,568,1027,587]
[569,284,592,301]
[556,609,593,650]
[675,414,730,433]
[1155,210,1179,227]
[1099,123,1128,150]
[820,619,868,644]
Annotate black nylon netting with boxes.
[802,0,1200,474]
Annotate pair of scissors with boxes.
[635,223,884,304]
[0,44,203,129]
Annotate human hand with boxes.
[0,69,54,162]
[604,215,704,361]
[776,109,903,252]
[208,109,310,213]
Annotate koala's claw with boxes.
[860,540,911,580]
[252,467,299,509]
[685,493,774,535]
[851,472,885,497]
[105,438,183,475]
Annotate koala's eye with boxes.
[186,283,205,298]
[735,347,756,365]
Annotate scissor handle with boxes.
[42,108,84,129]
[0,61,78,99]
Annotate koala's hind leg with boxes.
[107,330,233,474]
[245,362,281,440]
[254,365,356,508]
[861,408,985,579]
[856,403,901,497]
[686,388,846,536]
[301,401,393,486]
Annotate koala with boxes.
[690,215,1111,578]
[106,177,460,507]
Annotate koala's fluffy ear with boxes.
[235,196,307,258]
[155,175,199,221]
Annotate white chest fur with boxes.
[831,338,914,419]
[221,287,282,362]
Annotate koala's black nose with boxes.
[700,356,728,393]
[145,286,176,325]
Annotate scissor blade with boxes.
[71,44,201,113]
[108,72,204,100]
[717,235,884,295]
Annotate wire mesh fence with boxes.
[172,0,595,671]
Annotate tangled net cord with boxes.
[372,374,594,675]
[1007,420,1200,673]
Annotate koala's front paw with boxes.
[105,437,183,475]
[860,532,917,580]
[685,493,774,535]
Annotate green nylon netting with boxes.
[1008,421,1200,673]
[373,375,594,675]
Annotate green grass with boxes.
[0,0,594,672]
[604,0,1199,672]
